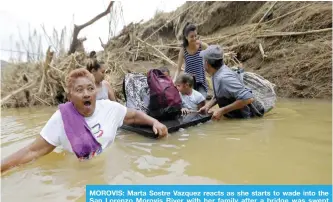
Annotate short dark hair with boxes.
[159,66,170,75]
[207,59,223,70]
[86,51,105,72]
[175,73,194,87]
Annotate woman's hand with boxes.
[152,121,168,138]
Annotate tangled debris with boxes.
[1,1,332,108]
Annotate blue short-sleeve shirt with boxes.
[212,65,254,118]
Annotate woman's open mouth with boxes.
[83,101,91,106]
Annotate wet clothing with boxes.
[212,65,255,119]
[180,89,205,111]
[41,100,127,156]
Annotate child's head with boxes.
[159,66,170,77]
[175,73,194,94]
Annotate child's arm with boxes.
[196,92,206,111]
[180,94,190,115]
[197,100,206,110]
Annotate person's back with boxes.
[212,64,256,118]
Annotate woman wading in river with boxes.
[173,22,209,99]
[87,51,117,102]
[1,68,168,173]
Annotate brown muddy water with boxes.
[1,98,332,202]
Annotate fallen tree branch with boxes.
[99,37,106,49]
[150,52,173,64]
[41,24,59,53]
[256,28,332,38]
[204,29,250,44]
[1,81,37,105]
[154,27,251,48]
[259,43,268,59]
[143,1,202,42]
[153,45,181,49]
[262,3,312,25]
[34,94,52,106]
[68,1,114,54]
[135,42,141,61]
[38,46,54,95]
[251,1,278,34]
[135,36,177,66]
[113,2,202,63]
[49,64,64,74]
[114,61,126,75]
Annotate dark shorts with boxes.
[192,76,207,98]
[196,83,207,98]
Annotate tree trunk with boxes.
[68,1,115,55]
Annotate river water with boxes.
[1,98,332,202]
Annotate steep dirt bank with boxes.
[107,1,332,99]
[1,1,332,108]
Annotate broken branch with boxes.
[259,43,268,59]
[262,3,312,25]
[68,1,114,54]
[99,37,106,49]
[135,36,177,66]
[256,28,332,38]
[1,81,37,105]
[143,1,202,42]
[38,46,54,95]
[251,1,278,33]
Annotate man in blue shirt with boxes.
[198,45,262,120]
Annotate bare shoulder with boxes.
[103,80,115,92]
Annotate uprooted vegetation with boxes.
[1,1,332,108]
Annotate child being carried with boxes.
[175,73,206,115]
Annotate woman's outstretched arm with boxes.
[1,136,55,173]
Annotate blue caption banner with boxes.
[86,185,332,202]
